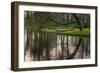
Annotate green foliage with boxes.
[41,28,90,37]
[24,11,90,36]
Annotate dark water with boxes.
[24,32,90,62]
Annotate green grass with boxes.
[41,28,90,37]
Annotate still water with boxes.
[24,32,90,62]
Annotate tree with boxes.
[71,13,83,31]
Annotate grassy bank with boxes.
[41,28,90,37]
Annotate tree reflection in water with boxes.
[24,32,90,62]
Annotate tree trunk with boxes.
[71,14,83,31]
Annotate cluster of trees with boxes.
[24,11,90,60]
[24,11,90,31]
[24,11,90,50]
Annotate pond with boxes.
[24,32,90,62]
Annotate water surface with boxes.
[24,32,90,62]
